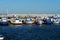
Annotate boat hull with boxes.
[11,22,22,25]
[53,22,59,24]
[37,21,44,24]
[25,21,34,24]
[0,35,4,40]
[0,22,9,26]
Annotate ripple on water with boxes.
[0,24,60,40]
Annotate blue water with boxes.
[0,24,60,40]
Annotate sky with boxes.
[0,0,60,14]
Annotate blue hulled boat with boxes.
[0,18,9,26]
[44,18,51,24]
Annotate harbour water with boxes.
[0,24,60,40]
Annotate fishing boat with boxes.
[0,35,4,40]
[53,18,59,24]
[36,17,44,24]
[0,17,9,26]
[44,17,51,24]
[10,18,22,25]
[25,17,34,24]
[53,15,60,24]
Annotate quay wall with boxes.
[7,14,60,17]
[0,14,60,17]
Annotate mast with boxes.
[7,9,8,16]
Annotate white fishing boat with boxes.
[36,17,43,24]
[25,17,34,24]
[53,18,59,24]
[10,18,22,25]
[53,15,60,24]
